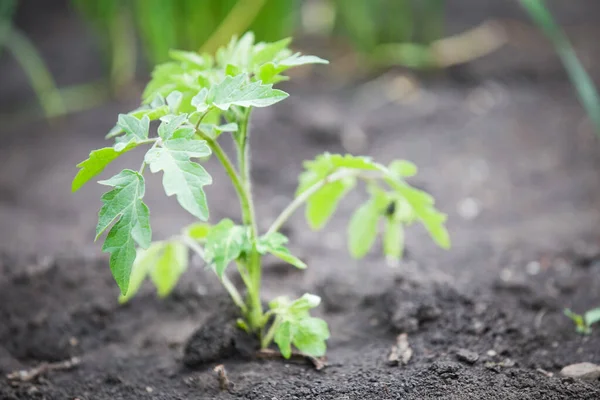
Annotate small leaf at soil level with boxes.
[564,308,590,334]
[274,321,293,359]
[118,240,189,302]
[207,73,289,110]
[72,143,136,192]
[96,170,151,295]
[145,138,212,221]
[585,308,600,329]
[203,219,250,278]
[258,232,307,269]
[149,241,189,297]
[290,317,329,357]
[119,242,165,303]
[270,294,330,359]
[348,198,380,258]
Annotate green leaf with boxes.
[389,160,417,178]
[72,143,137,192]
[149,241,189,297]
[390,182,450,249]
[157,114,189,140]
[292,317,329,357]
[166,91,183,113]
[251,37,292,68]
[274,320,293,359]
[116,114,149,146]
[347,198,380,258]
[288,293,321,314]
[203,219,250,278]
[184,222,212,240]
[270,294,329,359]
[209,73,288,110]
[198,122,238,139]
[256,52,329,84]
[145,138,212,220]
[105,101,170,140]
[257,232,307,269]
[118,242,165,303]
[96,170,151,294]
[268,248,307,270]
[279,53,329,67]
[169,49,213,69]
[297,153,379,195]
[585,308,600,328]
[564,309,590,334]
[191,88,210,113]
[306,179,355,230]
[383,219,404,263]
[216,32,255,70]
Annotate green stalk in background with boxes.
[1,0,67,119]
[519,0,600,133]
[5,28,66,118]
[71,0,136,91]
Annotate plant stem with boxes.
[266,169,362,235]
[235,108,263,333]
[181,235,247,313]
[261,315,281,349]
[196,132,251,226]
[196,126,264,329]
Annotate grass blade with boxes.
[520,0,600,134]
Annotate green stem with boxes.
[196,126,264,330]
[236,108,263,332]
[261,315,282,349]
[196,132,250,224]
[266,169,363,235]
[181,235,247,313]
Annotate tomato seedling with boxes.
[564,308,600,335]
[72,32,450,359]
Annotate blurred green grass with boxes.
[2,0,599,130]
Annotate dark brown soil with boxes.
[2,1,600,399]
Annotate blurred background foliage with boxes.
[2,0,599,132]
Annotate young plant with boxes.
[72,32,450,359]
[564,308,600,335]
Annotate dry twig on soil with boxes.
[6,356,81,382]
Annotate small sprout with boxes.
[565,308,600,334]
[72,32,449,361]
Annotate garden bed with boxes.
[2,1,600,399]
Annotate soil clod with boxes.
[183,300,258,367]
[455,348,479,365]
[560,362,600,381]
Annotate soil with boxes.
[2,1,600,399]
